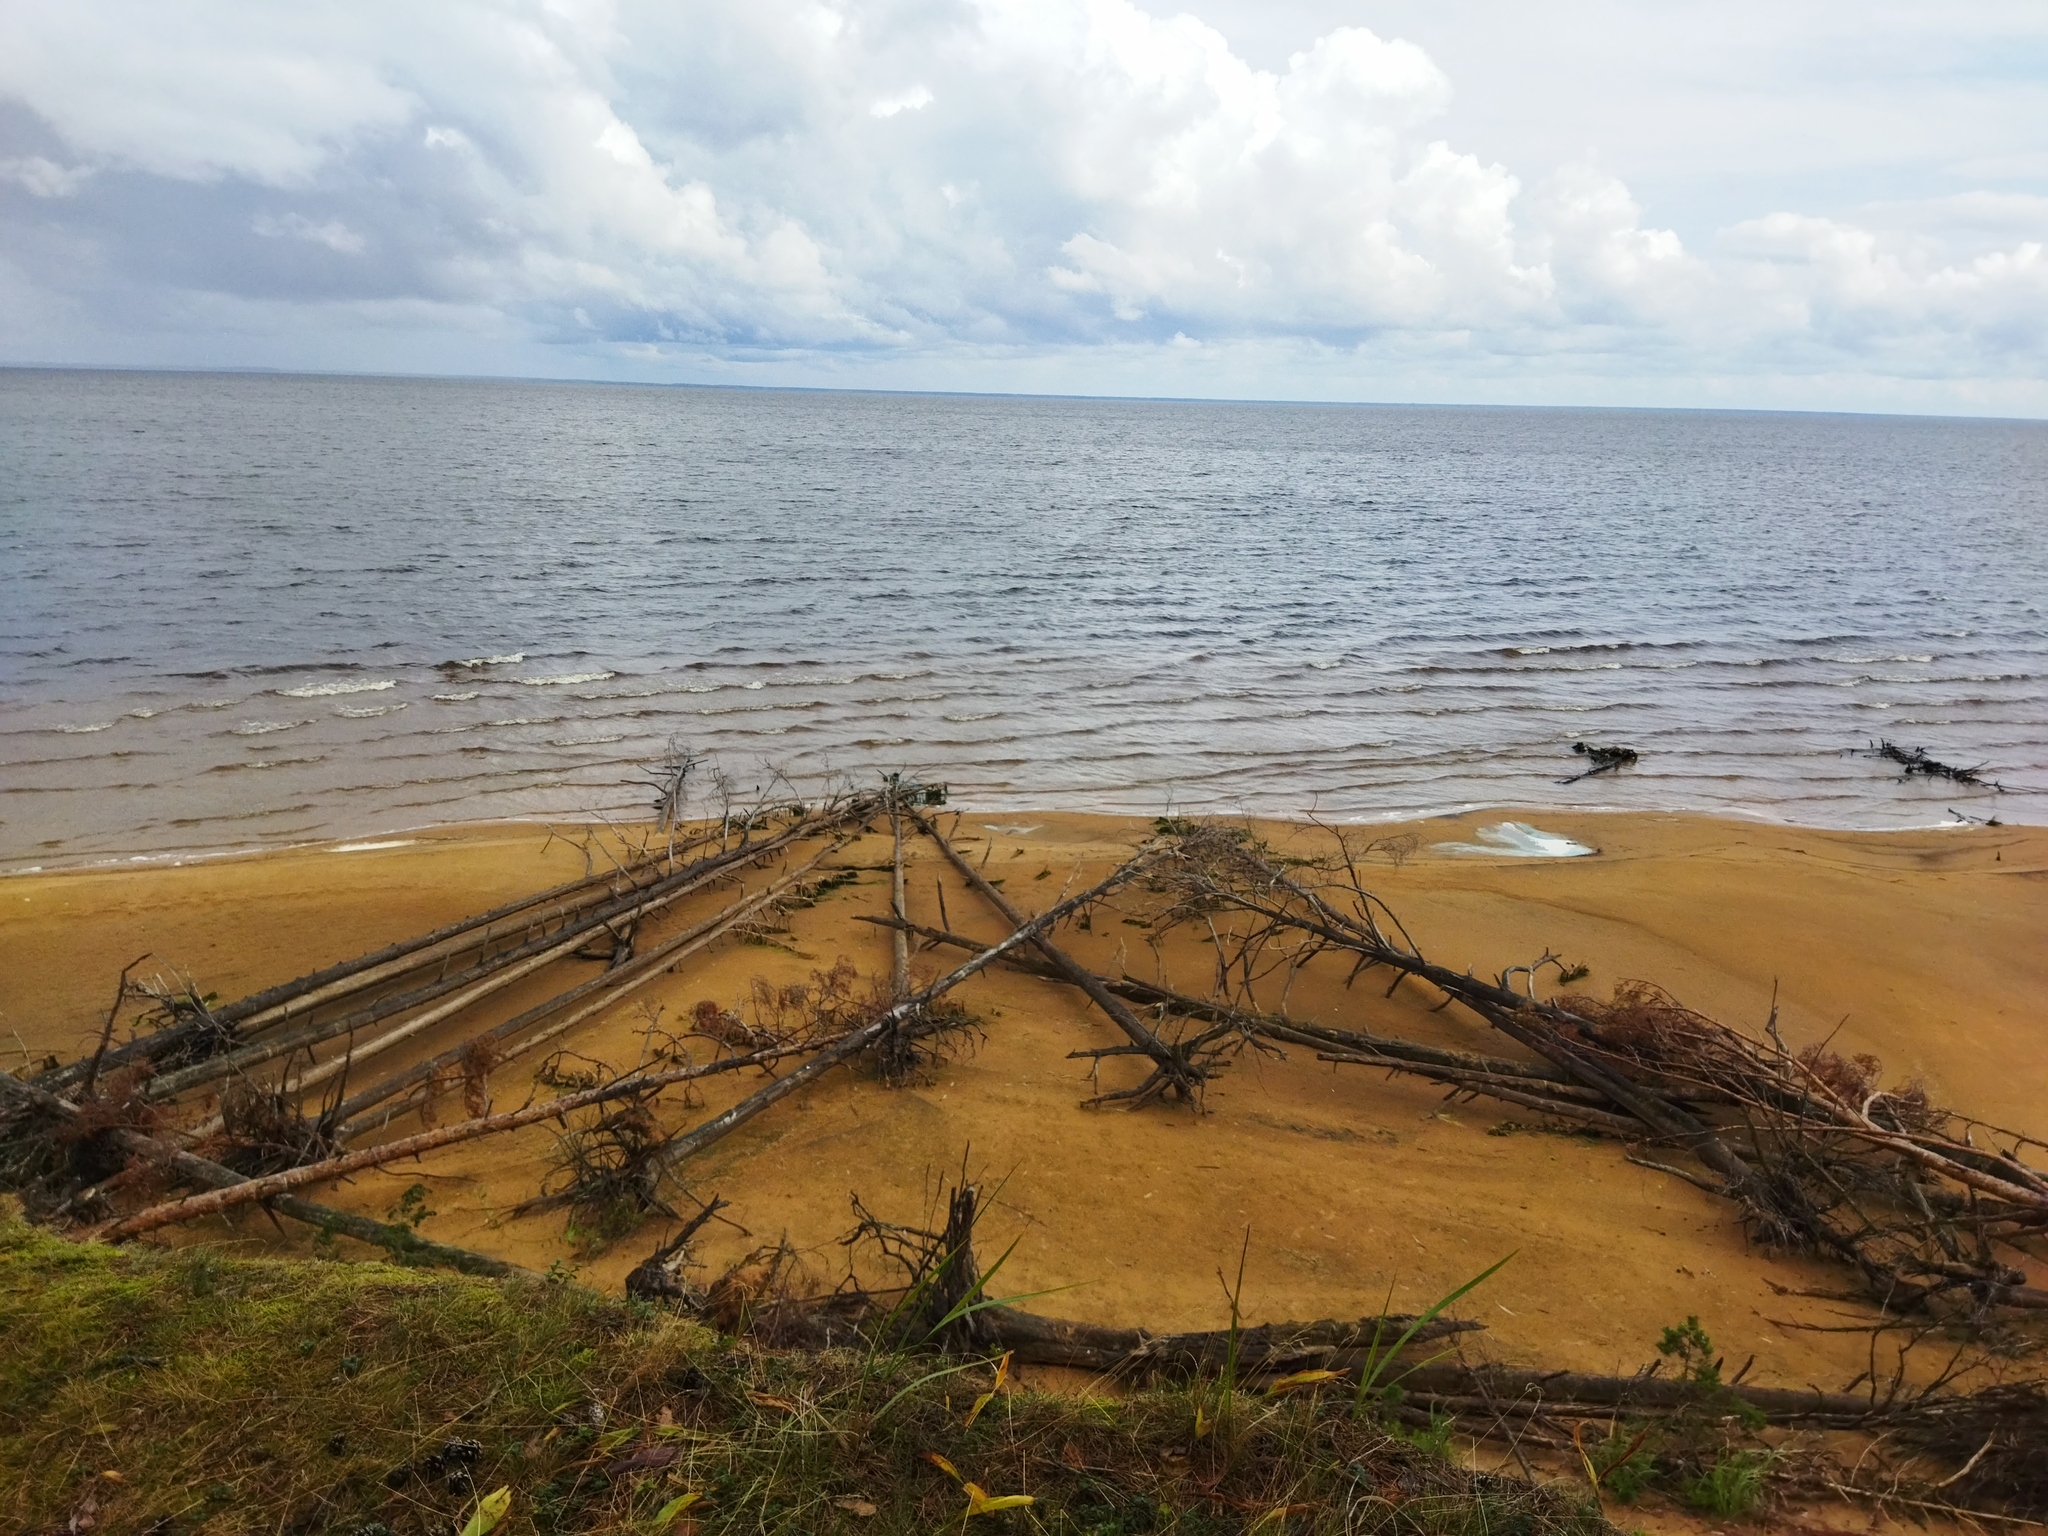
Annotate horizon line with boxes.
[4,360,2045,427]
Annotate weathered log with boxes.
[85,1040,825,1242]
[981,1306,1482,1378]
[301,835,839,1138]
[141,810,846,1104]
[0,1069,528,1278]
[35,839,685,1093]
[909,814,1198,1104]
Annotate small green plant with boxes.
[386,1184,435,1231]
[1352,1253,1514,1421]
[1656,1315,1719,1386]
[1586,1425,1657,1504]
[1684,1450,1775,1519]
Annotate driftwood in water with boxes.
[1866,738,2005,790]
[1559,741,1639,785]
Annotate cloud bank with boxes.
[1,0,2044,412]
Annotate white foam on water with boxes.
[1434,822,1598,858]
[944,711,1002,722]
[552,732,626,746]
[515,671,615,687]
[231,719,313,736]
[328,840,416,853]
[337,702,409,717]
[432,691,481,702]
[58,721,116,733]
[278,678,397,698]
[451,652,525,668]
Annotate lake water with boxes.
[3,369,2044,870]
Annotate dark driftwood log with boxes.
[0,1070,528,1278]
[979,1306,1482,1378]
[1396,1361,1876,1424]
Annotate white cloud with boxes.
[0,154,95,197]
[0,0,2042,407]
[252,212,367,254]
[871,85,934,118]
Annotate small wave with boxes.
[337,702,409,718]
[485,716,560,727]
[329,840,416,853]
[128,708,161,719]
[58,721,116,733]
[515,671,615,687]
[432,691,481,702]
[231,719,313,736]
[278,679,396,698]
[1306,659,1342,671]
[1506,646,1552,656]
[448,652,524,668]
[944,711,1002,723]
[551,732,627,746]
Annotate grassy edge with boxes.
[0,1203,1616,1536]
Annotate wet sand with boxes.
[4,809,2044,1399]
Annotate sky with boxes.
[2,0,2046,414]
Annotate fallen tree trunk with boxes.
[141,809,851,1104]
[0,1070,528,1278]
[35,837,688,1093]
[84,1039,830,1243]
[980,1306,1482,1378]
[299,835,843,1138]
[910,812,1198,1106]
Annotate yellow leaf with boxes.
[458,1486,512,1536]
[964,1483,1036,1516]
[1264,1369,1345,1397]
[653,1491,702,1527]
[1193,1401,1212,1440]
[831,1496,878,1516]
[746,1391,802,1415]
[1247,1506,1293,1533]
[925,1451,961,1482]
[962,1352,1013,1430]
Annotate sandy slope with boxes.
[4,809,2043,1403]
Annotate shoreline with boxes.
[1,791,2030,880]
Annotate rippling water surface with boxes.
[3,369,2044,868]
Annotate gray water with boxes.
[3,369,2044,870]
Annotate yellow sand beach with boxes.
[4,809,2043,1398]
